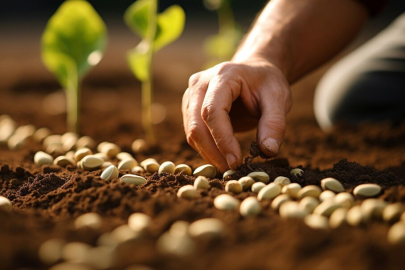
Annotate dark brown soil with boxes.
[1,29,405,270]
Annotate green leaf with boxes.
[127,42,150,82]
[42,0,107,83]
[153,5,185,51]
[124,0,153,39]
[42,52,77,89]
[204,27,242,59]
[124,1,185,51]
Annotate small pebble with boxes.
[240,197,261,217]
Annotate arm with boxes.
[182,0,369,172]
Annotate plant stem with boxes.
[142,0,158,145]
[66,76,79,134]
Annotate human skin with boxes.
[182,0,369,172]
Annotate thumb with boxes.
[256,97,288,158]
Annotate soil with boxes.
[1,29,405,270]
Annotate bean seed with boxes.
[214,194,240,210]
[140,158,160,173]
[281,183,302,199]
[0,196,12,212]
[240,197,261,217]
[34,151,54,165]
[304,214,329,230]
[84,246,115,270]
[158,161,175,174]
[116,152,134,161]
[299,196,319,213]
[74,148,92,161]
[100,143,121,158]
[50,263,92,270]
[169,221,190,237]
[251,182,266,193]
[388,222,405,245]
[97,142,110,153]
[131,166,145,174]
[33,127,51,142]
[54,156,75,167]
[77,160,83,170]
[321,177,344,192]
[76,136,96,149]
[271,194,291,211]
[61,132,78,143]
[313,200,342,217]
[46,143,64,155]
[120,174,147,186]
[15,125,35,138]
[290,168,304,177]
[128,213,152,233]
[353,183,381,197]
[111,224,142,244]
[177,185,198,199]
[118,158,139,171]
[38,238,65,264]
[334,192,354,208]
[346,205,365,226]
[62,241,91,263]
[238,176,255,191]
[329,208,348,228]
[223,170,236,180]
[319,190,335,202]
[174,164,192,175]
[7,134,26,150]
[62,136,77,152]
[383,203,404,224]
[274,176,291,186]
[193,164,217,178]
[74,213,102,230]
[94,152,108,161]
[156,231,195,256]
[279,201,308,219]
[101,161,113,169]
[248,172,270,184]
[0,118,16,143]
[225,180,242,194]
[189,218,225,238]
[43,135,62,148]
[297,185,321,199]
[132,139,148,153]
[81,155,103,171]
[101,165,119,181]
[258,183,281,201]
[194,176,210,190]
[361,199,387,220]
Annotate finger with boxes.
[185,73,229,172]
[256,90,289,157]
[201,74,243,169]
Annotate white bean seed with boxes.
[321,177,344,192]
[0,196,12,212]
[334,192,354,208]
[74,148,92,161]
[128,213,152,233]
[319,190,335,202]
[193,164,217,178]
[81,155,104,171]
[361,199,387,220]
[174,164,192,175]
[223,170,236,180]
[238,176,255,191]
[131,166,145,174]
[281,183,302,199]
[132,139,148,153]
[100,143,121,158]
[188,218,225,238]
[271,194,291,211]
[353,183,381,197]
[54,156,75,167]
[304,214,329,230]
[116,152,134,161]
[74,213,102,230]
[38,238,65,265]
[101,165,119,181]
[247,172,270,184]
[240,197,261,217]
[34,151,54,165]
[251,182,266,193]
[194,176,210,190]
[118,158,139,171]
[329,208,348,228]
[290,168,304,177]
[76,136,96,149]
[33,127,52,143]
[313,200,342,217]
[346,205,365,226]
[297,185,321,199]
[299,196,319,213]
[158,161,175,174]
[140,158,160,173]
[258,183,281,201]
[387,222,405,245]
[120,174,147,186]
[177,185,198,199]
[225,180,242,194]
[383,203,404,224]
[214,194,240,210]
[274,176,291,186]
[279,201,308,219]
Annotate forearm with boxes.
[233,0,369,83]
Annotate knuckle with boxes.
[214,61,234,75]
[201,104,218,123]
[188,73,201,87]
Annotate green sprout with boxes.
[41,0,107,133]
[124,0,185,145]
[203,0,242,67]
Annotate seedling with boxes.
[41,0,107,133]
[124,0,185,144]
[203,0,242,66]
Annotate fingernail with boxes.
[262,138,279,156]
[226,153,237,168]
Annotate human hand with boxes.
[182,58,292,172]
